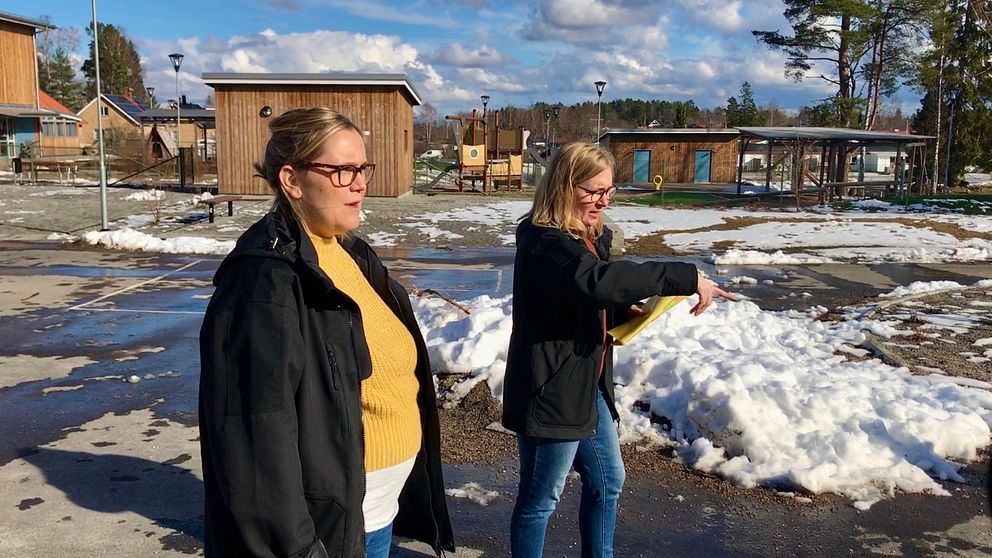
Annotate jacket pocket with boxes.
[323,345,352,434]
[532,355,596,428]
[304,492,347,556]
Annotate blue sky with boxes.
[9,0,920,117]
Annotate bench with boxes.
[200,195,244,223]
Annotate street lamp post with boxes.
[146,86,155,108]
[92,0,108,230]
[943,87,960,193]
[594,80,607,144]
[168,53,184,148]
[480,94,490,118]
[551,103,562,151]
[543,108,552,150]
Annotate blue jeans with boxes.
[510,390,626,558]
[364,523,393,558]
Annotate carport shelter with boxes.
[735,127,932,200]
[202,73,422,198]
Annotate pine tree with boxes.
[81,23,147,100]
[912,1,992,188]
[738,82,760,126]
[725,97,741,127]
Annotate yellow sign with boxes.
[607,295,686,345]
[653,174,664,190]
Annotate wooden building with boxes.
[77,93,149,146]
[0,11,53,160]
[203,73,422,197]
[599,128,740,185]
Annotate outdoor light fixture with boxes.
[146,86,155,107]
[259,106,273,118]
[552,103,562,150]
[594,80,607,144]
[480,94,490,120]
[169,52,184,147]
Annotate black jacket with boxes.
[501,218,699,440]
[199,208,454,557]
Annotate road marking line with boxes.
[68,259,205,311]
[68,307,204,315]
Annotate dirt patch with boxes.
[888,217,992,241]
[864,288,992,382]
[438,381,515,463]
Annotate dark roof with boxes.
[737,127,931,142]
[104,94,147,120]
[138,108,216,123]
[201,72,422,105]
[0,10,54,30]
[602,128,739,137]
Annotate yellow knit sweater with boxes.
[309,234,422,471]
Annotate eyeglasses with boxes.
[576,184,618,202]
[305,162,375,187]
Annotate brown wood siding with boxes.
[0,20,38,106]
[39,128,81,153]
[78,102,141,145]
[607,134,740,184]
[213,85,414,197]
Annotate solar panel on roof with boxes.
[104,94,145,120]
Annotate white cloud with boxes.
[321,0,457,27]
[678,0,745,33]
[431,43,510,68]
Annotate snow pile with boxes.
[123,189,167,201]
[444,482,500,506]
[412,292,992,508]
[712,249,834,265]
[851,199,892,210]
[879,281,964,299]
[82,227,235,255]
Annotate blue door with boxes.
[633,150,651,183]
[694,150,711,183]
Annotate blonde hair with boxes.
[253,107,362,220]
[528,141,615,239]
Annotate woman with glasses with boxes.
[502,141,734,557]
[199,107,453,558]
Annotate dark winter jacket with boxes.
[501,218,699,440]
[199,207,454,558]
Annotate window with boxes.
[101,106,109,116]
[42,120,56,136]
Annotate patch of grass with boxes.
[617,192,730,206]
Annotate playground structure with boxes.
[443,109,528,193]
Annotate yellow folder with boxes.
[607,295,687,345]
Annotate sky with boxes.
[61,192,992,508]
[9,0,924,117]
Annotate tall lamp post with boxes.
[551,103,562,151]
[543,107,552,149]
[480,94,490,118]
[146,86,155,108]
[594,80,607,144]
[91,0,108,230]
[168,53,183,148]
[943,86,960,193]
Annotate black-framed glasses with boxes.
[576,184,618,202]
[305,162,375,187]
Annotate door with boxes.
[633,150,651,183]
[0,117,14,158]
[694,150,712,183]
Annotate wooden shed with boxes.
[203,73,422,197]
[599,128,740,185]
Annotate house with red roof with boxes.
[38,90,81,154]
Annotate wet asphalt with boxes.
[0,241,990,556]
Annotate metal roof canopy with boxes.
[0,10,55,30]
[201,72,423,106]
[737,126,932,143]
